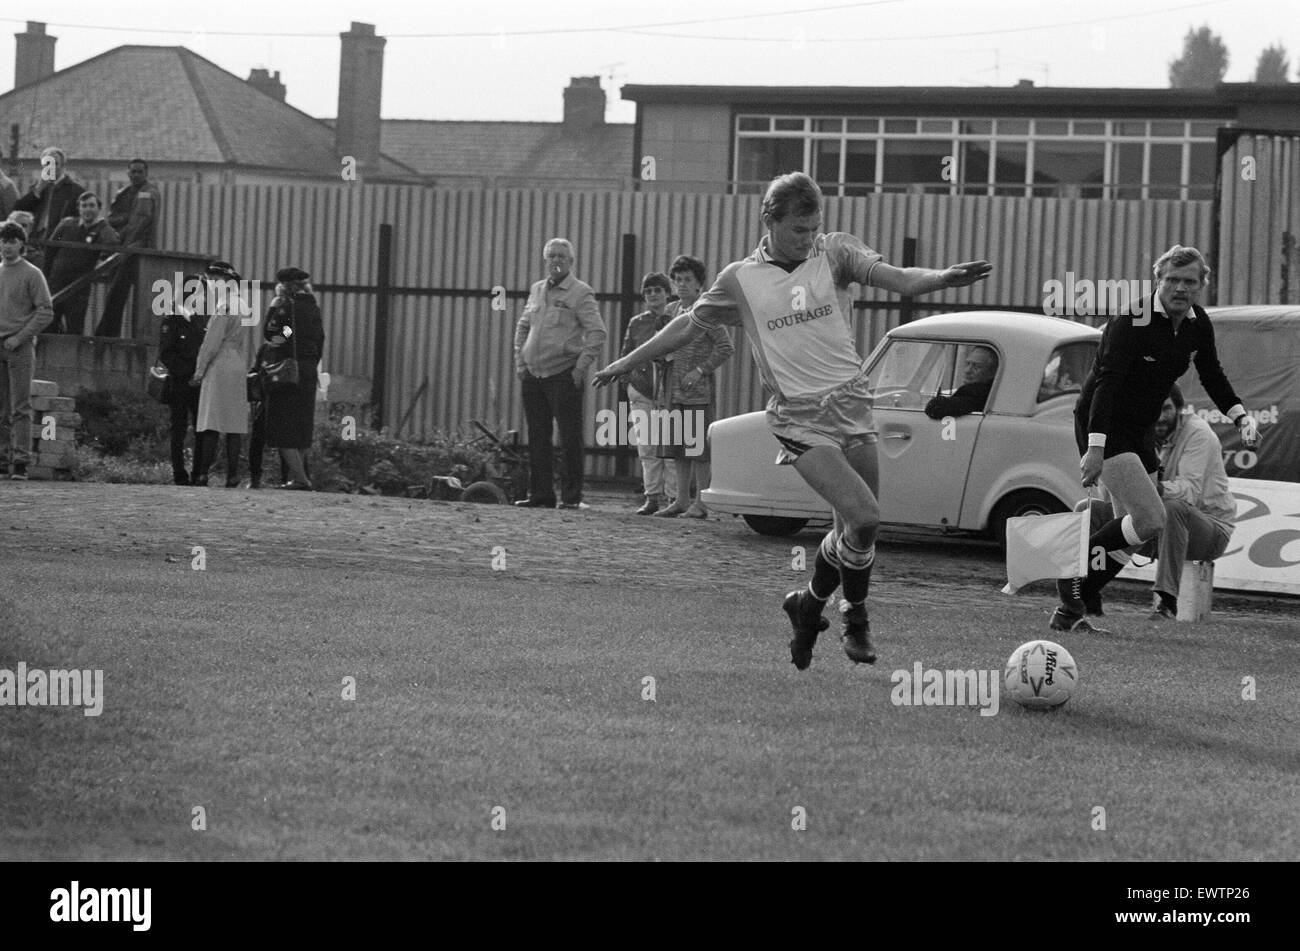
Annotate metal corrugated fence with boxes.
[1217,132,1300,305]
[78,181,1213,476]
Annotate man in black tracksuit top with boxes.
[1052,245,1261,634]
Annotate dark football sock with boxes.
[809,532,841,601]
[1089,517,1130,554]
[1083,553,1128,597]
[838,537,875,604]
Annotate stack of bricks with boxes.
[28,379,81,480]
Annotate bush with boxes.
[76,388,170,457]
[312,423,496,495]
[67,443,172,484]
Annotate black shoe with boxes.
[841,601,877,664]
[1056,577,1086,617]
[174,473,190,486]
[1049,606,1111,634]
[9,463,28,481]
[191,476,209,487]
[276,480,313,491]
[1149,591,1178,620]
[514,498,556,508]
[248,479,263,490]
[557,501,590,510]
[635,499,660,515]
[783,590,829,671]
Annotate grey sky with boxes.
[4,0,1294,124]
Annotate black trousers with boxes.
[168,385,201,483]
[520,370,585,504]
[95,260,136,338]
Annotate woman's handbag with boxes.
[263,299,300,393]
[147,362,170,402]
[246,364,265,403]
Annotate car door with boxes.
[867,337,987,528]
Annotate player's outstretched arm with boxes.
[870,260,993,297]
[593,312,704,387]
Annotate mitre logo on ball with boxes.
[1004,639,1079,710]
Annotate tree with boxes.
[1169,25,1229,88]
[1254,44,1290,83]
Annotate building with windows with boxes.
[623,82,1300,199]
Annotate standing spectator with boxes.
[654,255,734,519]
[13,147,84,272]
[0,162,18,220]
[158,274,207,485]
[621,272,676,514]
[44,192,119,335]
[95,159,161,338]
[263,267,324,490]
[190,262,252,487]
[513,238,606,509]
[0,222,54,479]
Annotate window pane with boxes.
[1149,143,1182,199]
[813,139,842,190]
[997,119,1029,135]
[993,141,1028,191]
[1036,120,1068,135]
[843,140,877,195]
[773,118,805,131]
[1073,121,1105,135]
[1115,121,1146,136]
[846,119,877,133]
[959,140,991,190]
[1037,343,1095,403]
[1150,121,1184,137]
[884,119,916,133]
[867,340,956,410]
[813,118,843,133]
[920,119,953,133]
[1033,141,1106,198]
[737,116,768,132]
[881,139,951,188]
[1189,121,1221,137]
[1188,141,1216,192]
[1112,141,1144,199]
[961,120,992,134]
[736,138,805,185]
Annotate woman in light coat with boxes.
[190,261,252,486]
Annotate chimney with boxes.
[563,76,605,130]
[247,68,286,102]
[336,22,385,172]
[14,21,56,88]
[1016,78,1035,89]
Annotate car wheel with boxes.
[988,490,1067,549]
[743,514,809,536]
[461,480,507,504]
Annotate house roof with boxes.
[375,118,634,184]
[0,45,421,180]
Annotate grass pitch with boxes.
[1,486,1296,861]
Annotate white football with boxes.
[1005,640,1078,710]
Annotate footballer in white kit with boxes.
[596,172,991,670]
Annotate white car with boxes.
[702,312,1102,541]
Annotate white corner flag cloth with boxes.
[1001,502,1091,595]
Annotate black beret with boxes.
[276,266,310,283]
[205,260,241,280]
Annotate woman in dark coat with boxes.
[263,266,324,490]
